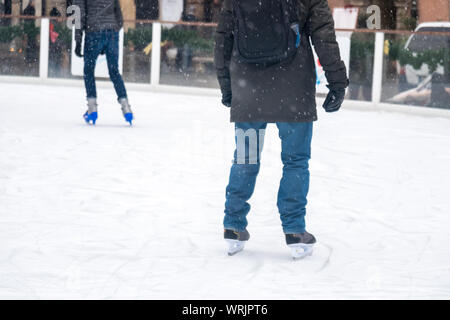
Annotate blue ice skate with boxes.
[83,111,98,125]
[124,112,133,125]
[83,98,98,125]
[119,98,134,126]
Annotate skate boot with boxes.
[286,231,316,260]
[224,229,250,256]
[83,98,98,125]
[119,98,134,125]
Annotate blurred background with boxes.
[0,0,449,109]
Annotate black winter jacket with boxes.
[214,0,349,122]
[74,0,123,42]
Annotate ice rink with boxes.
[1,82,450,299]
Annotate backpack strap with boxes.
[289,0,300,23]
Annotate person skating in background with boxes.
[0,1,5,26]
[73,0,133,125]
[23,0,38,65]
[205,0,223,23]
[48,7,62,78]
[215,0,348,259]
[348,14,373,101]
[23,1,36,19]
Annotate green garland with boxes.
[350,38,375,61]
[0,25,23,43]
[161,28,214,52]
[23,21,40,38]
[0,22,39,43]
[389,41,449,73]
[124,26,153,50]
[124,26,214,52]
[399,48,447,72]
[1,23,214,52]
[350,37,449,73]
[53,22,72,47]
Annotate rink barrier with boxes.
[150,22,161,86]
[39,18,49,81]
[0,17,449,118]
[372,32,384,105]
[3,15,450,35]
[2,74,449,119]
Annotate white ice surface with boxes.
[1,83,450,299]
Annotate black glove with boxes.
[216,67,232,107]
[75,41,83,57]
[221,90,232,107]
[218,73,232,107]
[323,87,345,113]
[74,29,83,57]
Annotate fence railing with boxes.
[1,16,449,110]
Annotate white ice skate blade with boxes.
[226,239,245,256]
[288,243,314,260]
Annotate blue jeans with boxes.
[224,122,313,234]
[83,30,127,100]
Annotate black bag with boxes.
[232,0,301,65]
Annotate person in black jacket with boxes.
[23,0,37,65]
[23,1,36,16]
[73,0,133,125]
[215,0,348,258]
[0,1,5,25]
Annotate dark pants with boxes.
[83,30,127,100]
[224,122,313,234]
[26,35,38,64]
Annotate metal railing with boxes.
[1,15,449,111]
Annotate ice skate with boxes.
[119,98,134,125]
[286,232,316,260]
[224,229,250,256]
[83,98,98,125]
